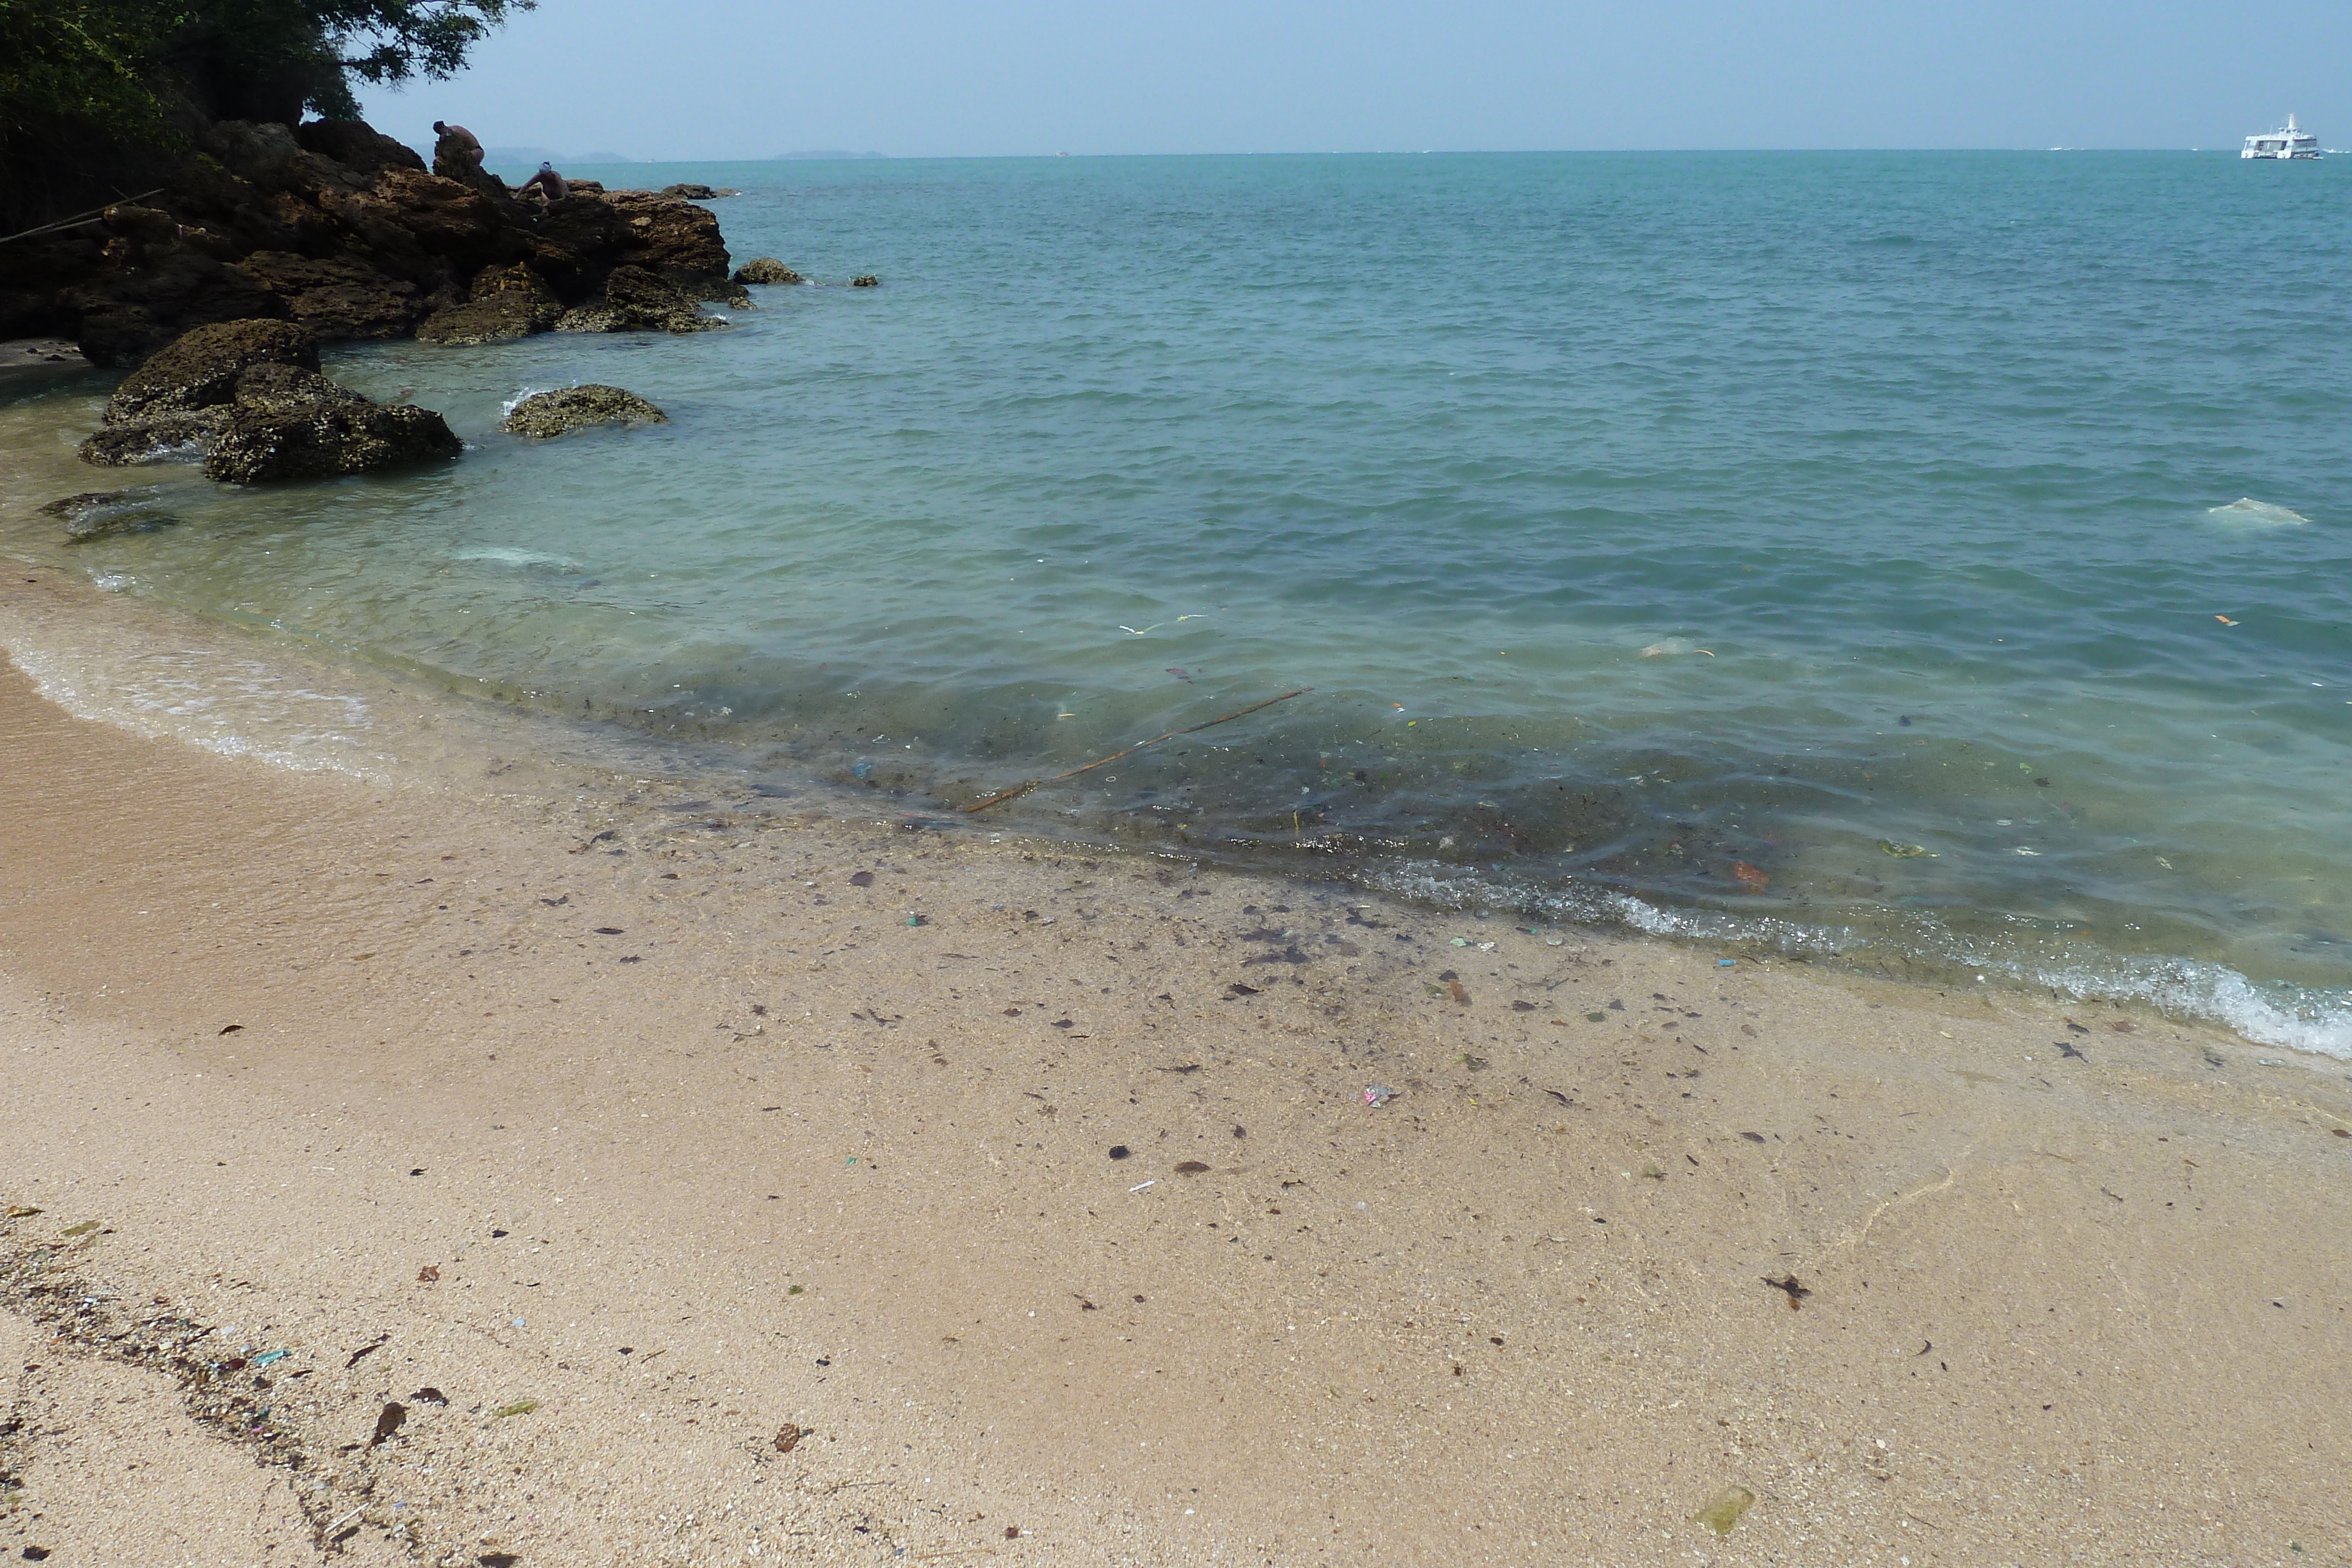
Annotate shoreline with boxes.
[4,565,2351,1564]
[5,397,2346,1059]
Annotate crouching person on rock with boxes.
[432,120,504,196]
[519,161,569,203]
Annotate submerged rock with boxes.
[849,274,879,287]
[732,258,803,285]
[39,489,181,541]
[502,385,669,440]
[659,183,739,200]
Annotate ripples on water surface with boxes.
[4,151,2348,1049]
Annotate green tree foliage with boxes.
[2,0,529,223]
[0,0,185,149]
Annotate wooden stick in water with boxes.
[963,687,1313,813]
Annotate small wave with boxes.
[1351,858,2352,1059]
[454,547,584,571]
[2207,497,2309,527]
[2007,955,2352,1059]
[6,643,390,783]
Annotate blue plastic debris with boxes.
[1718,958,1736,967]
[252,1349,290,1367]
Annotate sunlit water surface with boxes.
[4,151,2348,1050]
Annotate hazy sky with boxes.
[360,0,2352,160]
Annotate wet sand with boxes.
[3,567,2350,1567]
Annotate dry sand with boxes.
[2,567,2350,1567]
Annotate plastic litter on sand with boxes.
[1363,1084,1394,1108]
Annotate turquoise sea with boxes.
[5,151,2349,1051]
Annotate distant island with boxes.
[483,146,639,166]
[768,149,889,161]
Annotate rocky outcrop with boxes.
[293,121,427,178]
[79,317,460,483]
[602,190,733,297]
[501,385,669,440]
[659,183,739,199]
[415,260,564,344]
[850,275,879,287]
[105,318,316,422]
[733,258,803,285]
[234,251,424,339]
[554,265,719,335]
[0,115,741,364]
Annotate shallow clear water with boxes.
[5,151,2350,1049]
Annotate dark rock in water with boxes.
[39,490,181,541]
[415,298,529,345]
[850,275,879,287]
[660,183,716,199]
[103,318,318,423]
[527,192,636,299]
[602,191,733,297]
[605,263,719,332]
[416,261,564,344]
[502,385,669,440]
[227,361,372,418]
[733,258,803,285]
[552,302,626,335]
[79,318,459,482]
[80,408,233,466]
[205,400,461,483]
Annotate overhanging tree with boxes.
[1,0,531,225]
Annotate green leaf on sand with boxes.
[1695,1485,1755,1536]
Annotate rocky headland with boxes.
[0,117,744,367]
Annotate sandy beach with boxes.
[1,564,2348,1567]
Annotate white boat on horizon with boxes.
[2243,114,2320,159]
